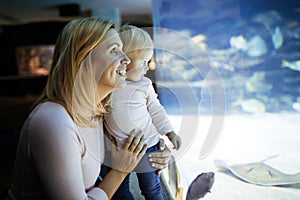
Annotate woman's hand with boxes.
[111,130,147,173]
[148,138,171,174]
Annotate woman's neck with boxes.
[97,84,114,102]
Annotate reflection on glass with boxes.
[152,1,300,199]
[16,45,54,76]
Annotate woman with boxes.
[7,17,170,200]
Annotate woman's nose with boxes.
[121,53,131,65]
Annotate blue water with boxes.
[152,0,300,114]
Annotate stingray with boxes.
[214,156,300,186]
[186,172,215,200]
[167,156,215,200]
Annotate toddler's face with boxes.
[126,49,153,82]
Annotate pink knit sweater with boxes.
[8,102,108,200]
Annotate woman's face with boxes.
[126,49,153,82]
[93,28,130,92]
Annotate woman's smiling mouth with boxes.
[116,69,126,77]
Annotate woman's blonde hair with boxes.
[119,25,154,54]
[34,17,115,127]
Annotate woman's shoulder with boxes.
[36,101,66,112]
[24,101,82,147]
[34,101,69,117]
[29,101,77,131]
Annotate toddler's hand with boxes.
[166,131,181,150]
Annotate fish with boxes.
[211,60,235,71]
[271,26,283,49]
[214,157,300,186]
[245,71,272,93]
[252,10,282,28]
[241,99,266,113]
[246,35,268,57]
[192,34,207,43]
[229,35,248,51]
[232,98,266,113]
[292,97,300,112]
[182,68,199,80]
[281,59,300,71]
[287,25,300,39]
[233,57,264,69]
[292,102,300,112]
[186,172,215,200]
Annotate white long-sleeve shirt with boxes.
[104,77,174,148]
[8,102,108,200]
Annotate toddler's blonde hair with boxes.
[119,25,154,54]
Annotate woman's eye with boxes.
[110,47,118,54]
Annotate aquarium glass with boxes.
[152,1,300,199]
[152,0,300,115]
[16,45,54,76]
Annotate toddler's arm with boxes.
[166,131,181,150]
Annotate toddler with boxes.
[103,25,181,200]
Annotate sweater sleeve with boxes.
[28,107,108,200]
[146,80,174,135]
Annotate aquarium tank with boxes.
[151,0,300,199]
[152,0,300,115]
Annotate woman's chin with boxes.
[117,78,127,88]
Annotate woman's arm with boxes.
[97,130,147,198]
[29,111,94,200]
[97,169,128,198]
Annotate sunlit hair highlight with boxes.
[119,24,154,54]
[33,17,115,127]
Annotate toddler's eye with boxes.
[143,61,149,67]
